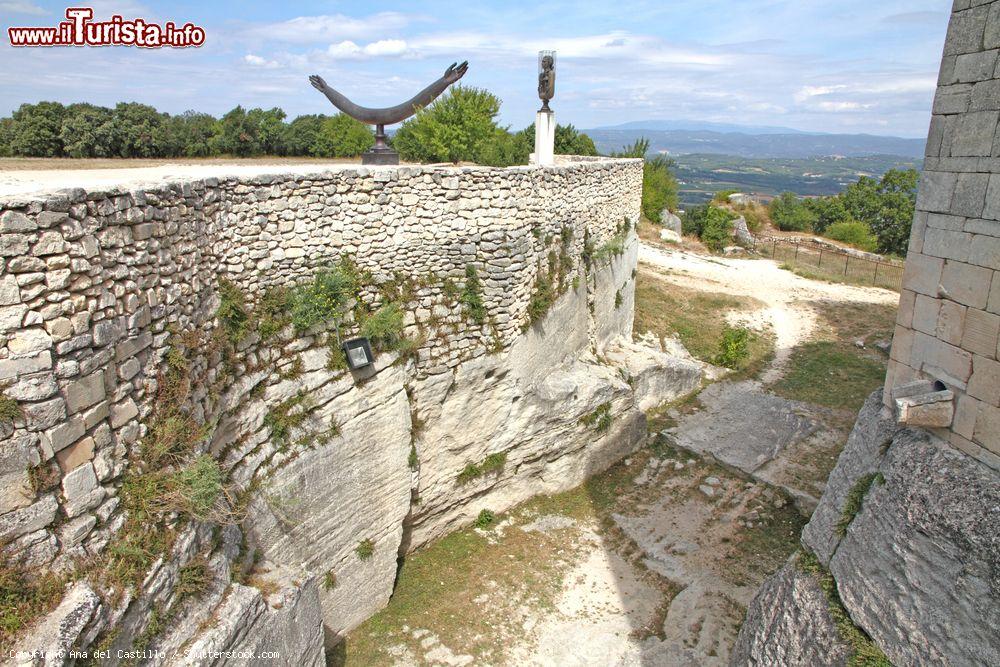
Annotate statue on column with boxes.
[538,52,555,112]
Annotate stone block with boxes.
[58,513,96,549]
[968,354,1000,405]
[969,233,1000,268]
[954,49,998,82]
[987,2,1000,49]
[42,415,85,457]
[950,111,999,157]
[973,401,1000,454]
[971,79,1000,111]
[901,253,945,297]
[923,227,972,261]
[918,334,974,385]
[941,260,993,308]
[915,172,956,213]
[0,210,35,232]
[897,289,917,328]
[937,299,967,345]
[63,371,106,415]
[912,294,941,334]
[31,231,65,256]
[933,84,972,114]
[0,495,57,543]
[895,390,955,428]
[22,396,66,432]
[889,325,915,363]
[982,175,1000,221]
[7,328,52,356]
[109,397,138,428]
[990,271,1000,315]
[0,233,30,257]
[952,393,980,439]
[0,275,21,305]
[0,351,52,382]
[951,173,989,217]
[944,4,989,55]
[56,436,95,473]
[962,308,1000,357]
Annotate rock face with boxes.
[734,392,1000,666]
[730,560,852,667]
[0,158,706,661]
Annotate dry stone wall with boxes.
[0,157,708,663]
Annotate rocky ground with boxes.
[335,243,898,666]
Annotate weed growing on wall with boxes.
[263,392,312,450]
[457,452,507,484]
[360,302,406,351]
[356,539,375,560]
[0,390,21,426]
[323,570,338,591]
[256,286,292,340]
[0,557,65,654]
[289,260,361,332]
[217,278,252,344]
[460,264,487,324]
[580,402,613,433]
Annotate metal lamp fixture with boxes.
[342,337,375,370]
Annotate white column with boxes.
[534,110,555,166]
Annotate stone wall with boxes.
[885,0,1000,470]
[0,157,705,662]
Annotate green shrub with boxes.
[355,539,375,561]
[289,261,359,332]
[323,570,338,590]
[527,271,555,325]
[216,278,251,344]
[460,264,487,324]
[580,402,613,433]
[457,452,507,484]
[393,86,504,164]
[257,286,291,340]
[313,113,373,157]
[360,302,406,351]
[170,456,224,520]
[714,326,752,369]
[475,509,496,528]
[175,557,211,603]
[824,221,878,252]
[263,393,310,448]
[769,192,816,232]
[699,207,736,252]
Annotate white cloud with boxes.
[251,12,412,44]
[243,54,279,69]
[325,39,409,60]
[0,1,46,15]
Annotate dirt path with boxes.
[638,244,898,383]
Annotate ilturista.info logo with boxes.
[7,7,206,48]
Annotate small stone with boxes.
[0,210,36,232]
[59,513,96,548]
[699,485,715,497]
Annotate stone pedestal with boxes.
[533,110,555,166]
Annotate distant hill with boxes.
[595,120,814,135]
[585,127,926,159]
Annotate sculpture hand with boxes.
[442,61,469,84]
[308,75,328,92]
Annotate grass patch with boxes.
[289,260,360,332]
[216,278,251,344]
[836,473,884,537]
[770,341,885,411]
[798,551,892,666]
[263,392,311,450]
[359,302,407,352]
[0,558,65,654]
[355,539,375,561]
[579,402,613,433]
[457,452,507,485]
[324,570,338,591]
[634,268,773,378]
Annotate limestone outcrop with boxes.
[733,392,1000,666]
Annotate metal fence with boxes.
[751,236,904,291]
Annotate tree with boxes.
[153,111,217,157]
[0,118,12,157]
[682,203,736,250]
[212,106,257,156]
[842,169,917,256]
[246,107,287,155]
[313,113,373,157]
[769,192,816,231]
[8,101,66,156]
[108,102,164,157]
[282,114,326,156]
[804,196,850,235]
[60,103,115,158]
[392,85,503,163]
[613,138,679,221]
[475,128,531,167]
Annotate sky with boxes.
[0,0,952,137]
